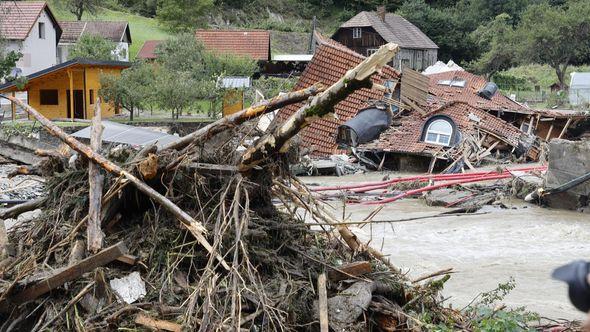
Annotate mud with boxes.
[303,172,590,321]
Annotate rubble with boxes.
[0,43,582,331]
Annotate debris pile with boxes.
[0,43,580,331]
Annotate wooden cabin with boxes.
[0,59,131,120]
[332,7,438,71]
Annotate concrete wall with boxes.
[7,10,58,76]
[545,139,590,210]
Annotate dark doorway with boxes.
[66,90,85,119]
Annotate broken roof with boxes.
[0,1,61,41]
[59,21,132,44]
[427,70,528,113]
[275,36,399,157]
[195,29,271,61]
[361,101,526,156]
[136,40,162,60]
[72,121,179,148]
[338,11,438,50]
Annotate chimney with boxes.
[377,6,386,22]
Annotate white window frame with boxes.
[424,119,453,146]
[39,22,45,39]
[366,48,378,56]
[352,28,362,39]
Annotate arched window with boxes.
[424,119,453,146]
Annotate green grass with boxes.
[499,64,590,88]
[47,1,172,59]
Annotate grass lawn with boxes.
[499,64,590,88]
[47,1,172,59]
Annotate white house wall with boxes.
[10,10,58,76]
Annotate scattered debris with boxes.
[109,272,147,304]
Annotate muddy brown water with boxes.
[301,172,590,321]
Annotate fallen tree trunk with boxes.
[0,95,230,271]
[0,197,46,220]
[161,83,325,152]
[239,43,399,171]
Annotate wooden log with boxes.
[0,242,127,308]
[239,43,399,171]
[328,261,372,282]
[88,99,105,253]
[0,197,45,220]
[135,314,182,332]
[161,83,325,151]
[317,273,329,332]
[2,95,230,271]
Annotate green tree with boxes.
[157,0,213,32]
[513,1,590,88]
[58,0,101,20]
[100,62,156,121]
[0,16,22,80]
[469,13,515,78]
[68,35,118,61]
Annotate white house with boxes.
[569,72,590,107]
[58,21,132,63]
[0,1,62,76]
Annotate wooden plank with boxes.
[116,254,138,266]
[135,314,182,332]
[558,118,572,139]
[317,273,329,332]
[186,163,238,175]
[328,261,372,281]
[545,123,554,141]
[88,99,105,253]
[401,96,426,115]
[0,242,127,308]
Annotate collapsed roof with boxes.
[275,36,399,156]
[427,70,528,113]
[360,101,534,158]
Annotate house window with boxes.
[366,48,378,56]
[39,22,45,39]
[353,28,362,39]
[89,90,95,104]
[424,119,453,146]
[40,90,59,105]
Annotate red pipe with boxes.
[363,173,515,205]
[313,165,546,192]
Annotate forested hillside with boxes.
[5,0,588,90]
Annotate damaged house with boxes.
[275,35,399,156]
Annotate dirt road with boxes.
[303,173,590,321]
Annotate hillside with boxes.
[47,1,172,59]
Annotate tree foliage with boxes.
[157,0,214,32]
[100,61,156,120]
[468,13,515,78]
[68,35,119,61]
[58,0,101,20]
[513,1,590,88]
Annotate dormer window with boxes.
[39,22,45,39]
[353,28,362,39]
[423,118,454,146]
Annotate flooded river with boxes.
[302,172,590,321]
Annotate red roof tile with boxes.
[275,38,400,157]
[361,101,525,156]
[0,1,61,41]
[427,70,528,113]
[137,40,162,60]
[195,29,270,61]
